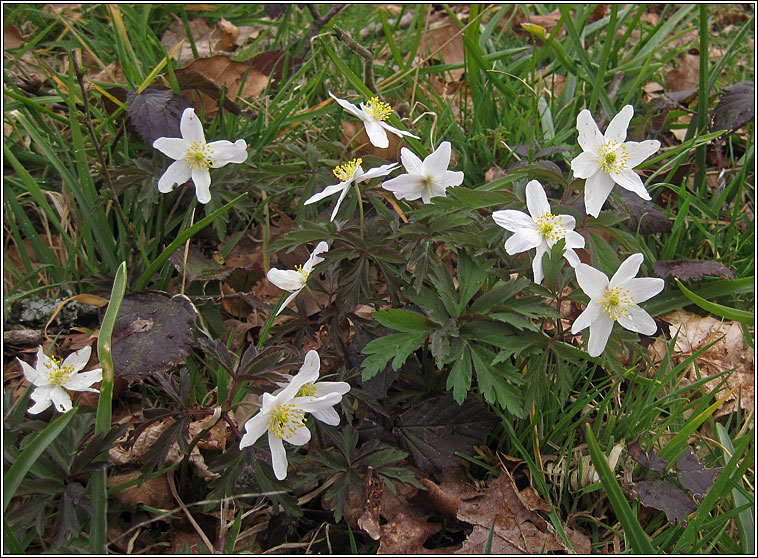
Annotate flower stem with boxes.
[257,291,288,348]
[354,180,365,239]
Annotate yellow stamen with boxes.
[535,213,567,241]
[333,158,362,182]
[596,140,630,174]
[185,141,216,171]
[364,97,392,121]
[601,286,635,320]
[268,403,307,440]
[296,382,318,398]
[295,264,310,280]
[44,357,74,386]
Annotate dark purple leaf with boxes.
[654,259,735,281]
[126,88,191,145]
[627,441,668,472]
[611,189,671,235]
[675,449,723,499]
[394,394,498,474]
[110,292,197,383]
[636,479,697,525]
[710,81,754,134]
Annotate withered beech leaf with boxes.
[110,292,197,383]
[169,245,232,283]
[627,441,668,472]
[611,189,671,235]
[653,259,735,281]
[126,88,191,145]
[377,511,444,554]
[636,479,696,525]
[675,450,723,499]
[710,81,754,134]
[395,394,498,473]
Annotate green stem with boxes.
[257,291,288,348]
[354,180,364,239]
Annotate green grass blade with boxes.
[675,279,754,324]
[586,424,655,554]
[3,408,78,513]
[134,193,247,291]
[645,276,754,317]
[714,423,754,554]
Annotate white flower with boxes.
[571,253,664,357]
[18,345,102,414]
[492,180,585,284]
[239,350,348,480]
[329,92,419,148]
[570,105,661,217]
[304,158,398,221]
[267,241,328,316]
[153,107,247,204]
[381,141,464,204]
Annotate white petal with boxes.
[611,169,650,200]
[284,423,311,446]
[604,105,634,145]
[563,248,580,267]
[576,109,604,153]
[64,369,102,391]
[239,412,269,449]
[532,245,547,284]
[158,160,192,193]
[18,355,44,386]
[314,381,351,397]
[267,268,305,291]
[61,345,91,373]
[311,406,341,426]
[49,386,73,413]
[363,119,389,148]
[584,171,616,217]
[617,305,658,335]
[360,163,400,181]
[207,139,248,167]
[379,120,419,140]
[400,147,424,175]
[525,180,551,218]
[305,182,348,205]
[280,350,320,400]
[625,277,665,304]
[492,209,535,232]
[330,185,351,221]
[153,137,188,160]
[575,263,609,299]
[504,229,542,254]
[625,140,661,167]
[587,314,615,357]
[191,169,212,204]
[298,392,342,413]
[180,108,205,143]
[571,299,603,334]
[431,170,464,191]
[329,92,364,119]
[563,229,585,250]
[422,141,452,177]
[382,174,425,201]
[275,291,300,317]
[304,241,329,273]
[571,151,601,179]
[27,386,53,414]
[268,432,288,480]
[558,214,577,232]
[610,253,643,287]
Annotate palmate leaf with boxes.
[361,331,428,381]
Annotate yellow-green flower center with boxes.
[45,357,74,386]
[535,213,567,241]
[296,382,318,398]
[601,286,635,320]
[365,97,392,121]
[185,141,216,171]
[268,403,306,440]
[596,140,630,174]
[294,264,310,280]
[333,158,362,182]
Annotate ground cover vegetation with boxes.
[3,3,755,554]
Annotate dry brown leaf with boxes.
[484,165,506,183]
[666,53,700,93]
[377,512,451,554]
[649,309,754,417]
[161,17,261,66]
[108,471,174,510]
[357,467,385,540]
[340,119,403,160]
[417,16,466,82]
[4,21,24,49]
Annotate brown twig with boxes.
[70,52,144,263]
[332,24,376,94]
[298,4,350,59]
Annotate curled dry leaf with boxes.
[161,17,261,66]
[416,16,466,82]
[648,309,754,417]
[377,511,448,554]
